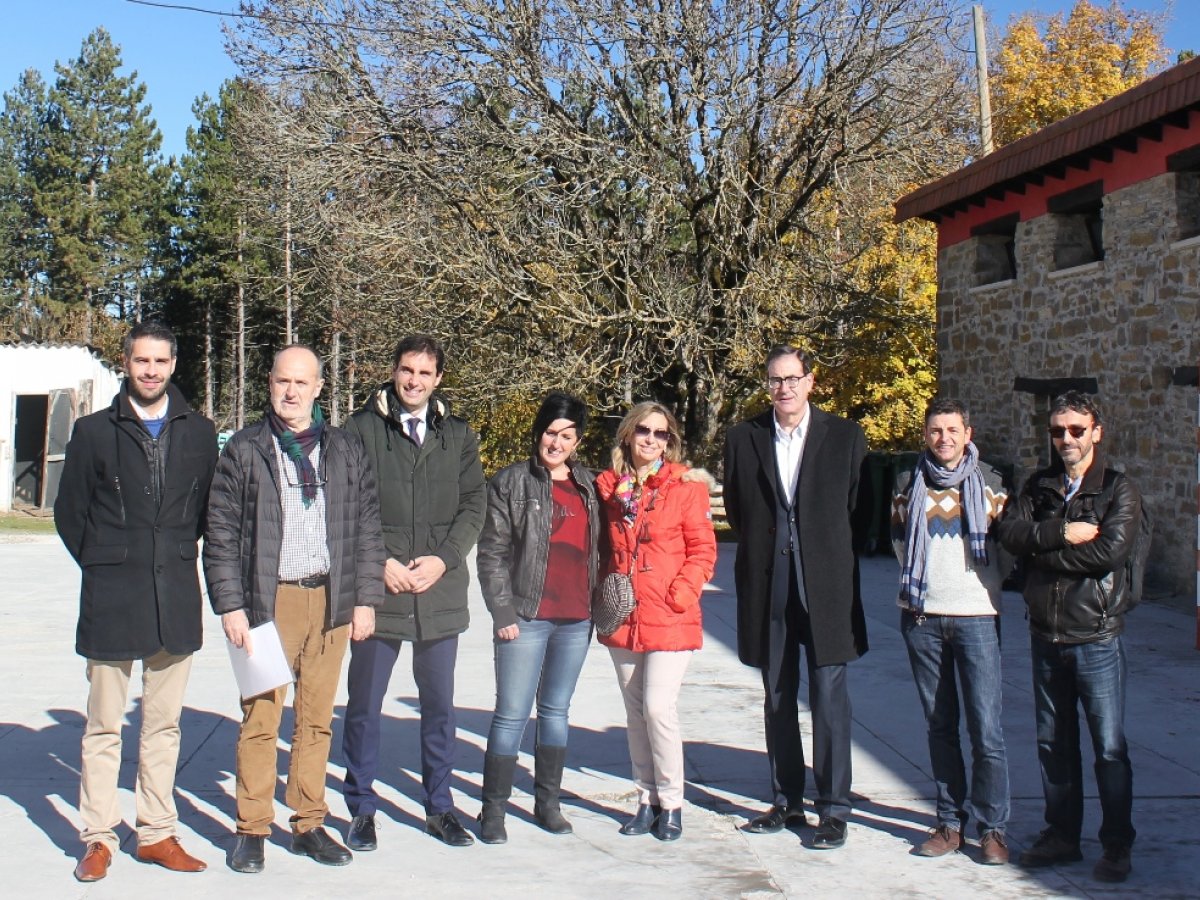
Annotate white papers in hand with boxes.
[226,620,295,700]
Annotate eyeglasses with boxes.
[1048,424,1090,439]
[282,454,328,489]
[766,374,809,391]
[634,424,671,443]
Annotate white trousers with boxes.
[608,647,692,809]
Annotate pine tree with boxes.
[0,69,50,338]
[163,80,275,428]
[38,27,167,345]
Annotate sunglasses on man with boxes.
[1047,424,1091,439]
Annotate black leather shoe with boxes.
[745,804,808,834]
[347,815,377,852]
[230,834,265,874]
[1019,828,1082,868]
[291,827,352,866]
[619,803,662,836]
[425,811,475,847]
[653,807,682,842]
[812,816,848,850]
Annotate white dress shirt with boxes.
[401,406,428,444]
[773,407,810,506]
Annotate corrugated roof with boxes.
[2,339,102,352]
[895,54,1200,223]
[0,341,117,367]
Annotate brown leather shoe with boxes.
[980,830,1010,865]
[917,825,962,857]
[137,836,207,872]
[74,842,112,882]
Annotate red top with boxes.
[595,462,717,652]
[536,479,591,621]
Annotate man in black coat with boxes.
[55,322,217,882]
[340,334,486,850]
[722,345,868,850]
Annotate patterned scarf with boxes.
[616,458,663,524]
[900,441,990,612]
[267,404,325,508]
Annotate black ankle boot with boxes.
[533,745,572,834]
[619,803,662,836]
[654,808,682,841]
[478,752,518,845]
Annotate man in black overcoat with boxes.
[55,322,217,881]
[722,345,868,850]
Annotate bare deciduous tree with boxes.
[227,0,971,456]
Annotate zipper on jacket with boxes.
[182,476,198,523]
[114,476,127,525]
[1097,575,1111,633]
[1051,579,1062,643]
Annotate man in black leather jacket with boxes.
[996,391,1141,883]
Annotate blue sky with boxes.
[1,1,1197,162]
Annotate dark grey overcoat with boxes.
[722,406,870,668]
[346,387,486,642]
[55,384,217,660]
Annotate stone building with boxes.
[896,58,1200,598]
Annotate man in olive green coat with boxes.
[341,335,486,849]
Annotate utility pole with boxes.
[974,4,994,154]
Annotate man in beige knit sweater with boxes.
[891,397,1012,866]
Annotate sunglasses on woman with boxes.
[634,424,671,443]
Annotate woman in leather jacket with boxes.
[475,392,598,844]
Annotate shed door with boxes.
[40,388,76,508]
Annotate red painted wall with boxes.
[936,109,1200,249]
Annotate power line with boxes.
[122,0,403,35]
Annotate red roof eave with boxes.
[895,55,1200,224]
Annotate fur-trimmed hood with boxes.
[369,382,451,430]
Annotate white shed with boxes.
[0,342,122,511]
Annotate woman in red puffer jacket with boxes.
[595,401,717,843]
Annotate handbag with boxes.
[594,571,636,636]
[594,539,639,636]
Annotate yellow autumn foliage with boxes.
[992,0,1166,146]
[817,208,940,451]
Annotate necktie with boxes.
[407,417,423,447]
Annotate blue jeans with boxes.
[901,610,1010,835]
[486,618,591,756]
[1031,634,1135,847]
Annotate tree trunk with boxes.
[204,298,214,420]
[346,333,357,420]
[330,290,342,426]
[83,286,93,345]
[284,163,293,344]
[236,216,246,430]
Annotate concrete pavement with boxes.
[1,535,1198,899]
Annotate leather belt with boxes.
[280,574,328,589]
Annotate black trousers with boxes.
[762,562,853,819]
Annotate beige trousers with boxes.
[80,649,193,851]
[235,583,348,835]
[608,647,693,809]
